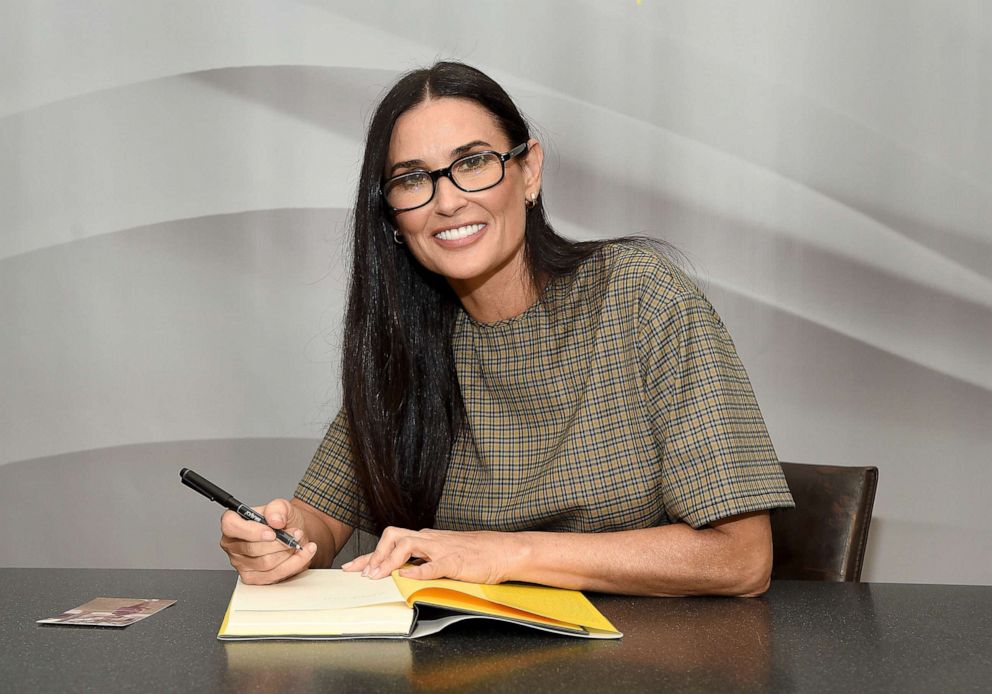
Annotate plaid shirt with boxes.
[296,243,793,534]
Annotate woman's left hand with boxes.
[341,527,522,584]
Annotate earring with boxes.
[525,192,538,209]
[392,229,404,245]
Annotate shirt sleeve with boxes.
[637,282,794,528]
[294,407,377,534]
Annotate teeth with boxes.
[435,223,484,240]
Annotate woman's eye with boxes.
[457,155,488,173]
[401,175,427,190]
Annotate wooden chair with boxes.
[771,462,878,582]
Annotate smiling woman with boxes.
[217,62,795,596]
[386,99,541,320]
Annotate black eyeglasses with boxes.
[382,142,529,212]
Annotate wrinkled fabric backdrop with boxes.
[1,1,989,584]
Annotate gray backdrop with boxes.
[2,1,990,584]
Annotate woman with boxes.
[219,62,794,596]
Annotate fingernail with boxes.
[262,530,276,541]
[369,566,381,579]
[361,566,370,577]
[341,560,353,569]
[271,514,284,525]
[307,542,316,553]
[293,529,303,540]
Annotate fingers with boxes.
[373,535,429,579]
[220,499,296,543]
[219,498,314,585]
[225,528,317,583]
[397,560,446,581]
[341,528,500,584]
[341,553,371,573]
[221,510,278,547]
[239,542,318,585]
[260,498,295,530]
[339,551,406,574]
[362,527,411,579]
[222,528,303,559]
[340,529,408,577]
[348,527,433,580]
[345,549,443,581]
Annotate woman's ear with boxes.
[521,138,544,198]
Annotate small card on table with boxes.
[38,597,176,627]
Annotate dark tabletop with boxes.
[2,569,990,693]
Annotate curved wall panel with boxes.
[2,1,989,584]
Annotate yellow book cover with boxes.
[218,569,621,640]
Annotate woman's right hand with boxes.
[219,498,318,584]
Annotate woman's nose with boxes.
[432,176,468,215]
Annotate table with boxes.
[1,569,989,692]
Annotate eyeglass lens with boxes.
[385,152,504,211]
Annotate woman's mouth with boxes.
[434,223,486,241]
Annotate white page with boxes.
[230,569,407,612]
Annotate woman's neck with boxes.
[449,257,541,324]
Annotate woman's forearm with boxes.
[344,511,772,596]
[501,512,773,597]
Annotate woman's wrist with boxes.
[498,530,535,583]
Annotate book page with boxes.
[231,570,406,611]
[391,574,619,633]
[407,588,584,631]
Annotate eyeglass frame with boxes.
[381,142,530,212]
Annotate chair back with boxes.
[771,462,878,582]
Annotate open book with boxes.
[218,569,621,640]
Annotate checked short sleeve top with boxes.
[295,242,794,534]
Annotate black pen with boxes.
[179,467,304,551]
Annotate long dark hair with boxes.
[343,61,608,533]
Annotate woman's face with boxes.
[385,97,543,295]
